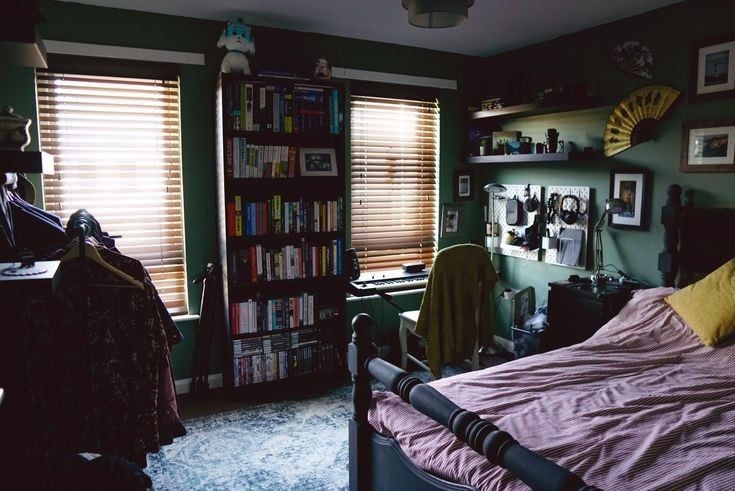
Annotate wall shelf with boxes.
[467,152,593,164]
[469,99,599,121]
[0,150,55,173]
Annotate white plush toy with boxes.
[217,18,255,75]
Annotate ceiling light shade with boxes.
[401,0,474,28]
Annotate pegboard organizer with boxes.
[544,185,590,269]
[486,183,543,262]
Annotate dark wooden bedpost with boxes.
[349,313,375,491]
[658,184,682,287]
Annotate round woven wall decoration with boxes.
[603,85,681,158]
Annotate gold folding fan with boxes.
[604,85,681,157]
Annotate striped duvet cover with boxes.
[368,287,735,490]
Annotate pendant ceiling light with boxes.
[401,0,474,28]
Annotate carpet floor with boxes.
[146,355,511,490]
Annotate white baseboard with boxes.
[175,373,223,395]
[494,335,514,354]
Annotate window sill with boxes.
[172,314,200,323]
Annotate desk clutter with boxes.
[485,183,590,268]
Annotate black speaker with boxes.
[345,248,361,281]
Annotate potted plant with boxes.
[479,136,490,156]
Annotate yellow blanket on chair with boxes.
[414,243,498,378]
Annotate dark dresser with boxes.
[546,278,640,350]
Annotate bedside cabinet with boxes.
[546,279,639,350]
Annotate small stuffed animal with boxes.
[313,58,332,80]
[217,18,255,75]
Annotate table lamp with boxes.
[484,183,507,263]
[591,198,625,283]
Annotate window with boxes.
[37,70,188,314]
[350,94,439,272]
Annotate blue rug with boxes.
[146,366,469,490]
[146,385,354,490]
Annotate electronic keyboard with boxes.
[348,271,429,297]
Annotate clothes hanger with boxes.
[61,237,144,290]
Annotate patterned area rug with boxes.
[146,364,480,490]
[146,384,354,490]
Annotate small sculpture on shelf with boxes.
[0,106,31,150]
[217,18,255,75]
[313,57,332,80]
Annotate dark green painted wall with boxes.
[471,0,735,338]
[4,0,732,378]
[3,0,478,380]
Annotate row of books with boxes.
[226,195,343,236]
[225,140,299,178]
[225,81,341,135]
[229,293,316,335]
[232,329,336,386]
[227,239,344,283]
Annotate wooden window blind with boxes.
[37,71,188,314]
[350,95,439,272]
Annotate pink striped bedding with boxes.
[368,287,735,490]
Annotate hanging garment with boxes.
[1,185,16,258]
[9,198,67,259]
[414,244,499,378]
[22,249,179,468]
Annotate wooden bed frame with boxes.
[348,184,735,491]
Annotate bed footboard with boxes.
[349,313,600,491]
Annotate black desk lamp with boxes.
[591,198,625,283]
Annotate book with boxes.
[244,83,254,131]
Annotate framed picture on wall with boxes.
[440,204,461,238]
[609,169,649,230]
[680,120,735,172]
[690,35,735,101]
[454,168,474,201]
[299,148,338,176]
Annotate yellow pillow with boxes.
[665,258,735,346]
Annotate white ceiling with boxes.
[58,0,683,57]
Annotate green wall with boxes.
[2,1,478,380]
[5,0,732,378]
[471,0,735,338]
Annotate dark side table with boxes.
[546,278,640,350]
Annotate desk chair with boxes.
[399,243,498,379]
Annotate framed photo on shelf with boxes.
[440,204,461,238]
[690,35,735,101]
[299,148,338,176]
[680,120,735,172]
[609,169,649,230]
[454,168,474,201]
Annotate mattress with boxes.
[368,288,735,490]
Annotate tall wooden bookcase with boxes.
[215,74,347,395]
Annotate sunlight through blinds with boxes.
[37,71,188,314]
[350,95,439,272]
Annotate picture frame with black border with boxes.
[609,169,649,230]
[299,147,338,176]
[680,120,735,173]
[690,35,735,102]
[454,168,474,201]
[440,204,461,238]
